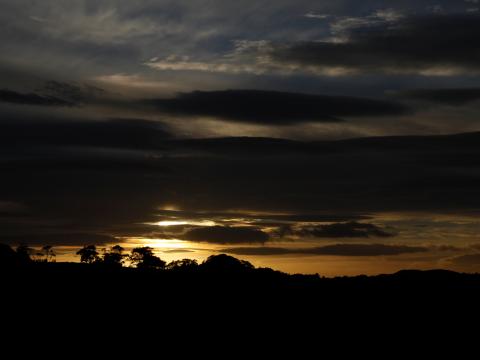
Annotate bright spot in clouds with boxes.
[153,220,217,227]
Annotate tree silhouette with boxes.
[166,259,198,271]
[0,243,22,266]
[76,245,100,264]
[42,245,56,263]
[111,245,124,253]
[102,245,126,267]
[129,247,166,270]
[16,244,33,263]
[201,254,254,272]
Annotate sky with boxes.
[2,0,480,275]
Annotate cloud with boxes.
[171,137,317,156]
[0,233,117,246]
[4,1,480,85]
[0,89,75,107]
[145,55,267,75]
[295,221,395,238]
[144,89,410,125]
[270,13,480,76]
[0,81,105,108]
[397,88,480,106]
[182,226,269,244]
[94,74,171,91]
[253,213,371,223]
[0,117,172,150]
[144,12,480,78]
[2,128,480,242]
[152,209,369,226]
[32,6,165,44]
[0,201,26,213]
[221,244,429,256]
[328,9,405,36]
[450,253,480,266]
[304,12,331,20]
[40,81,105,103]
[163,249,195,253]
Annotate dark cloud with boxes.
[182,226,269,244]
[436,245,463,252]
[2,130,480,242]
[168,132,480,214]
[0,233,116,246]
[450,254,480,266]
[0,118,172,150]
[0,151,170,239]
[144,90,410,125]
[397,88,480,106]
[39,81,106,104]
[310,243,427,256]
[0,89,74,107]
[171,137,315,156]
[163,249,195,253]
[222,247,295,256]
[250,217,373,230]
[169,131,480,158]
[271,13,480,74]
[222,244,429,256]
[154,209,369,223]
[253,213,371,223]
[296,221,395,238]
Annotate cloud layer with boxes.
[222,244,429,256]
[183,226,269,244]
[146,90,410,124]
[398,88,480,105]
[270,13,480,76]
[277,221,394,238]
[0,89,74,107]
[0,118,172,150]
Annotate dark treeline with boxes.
[0,243,255,271]
[2,242,480,289]
[2,242,480,317]
[75,244,202,270]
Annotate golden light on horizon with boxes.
[127,238,190,250]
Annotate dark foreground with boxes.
[3,257,480,309]
[3,256,480,342]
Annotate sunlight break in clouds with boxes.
[153,220,217,227]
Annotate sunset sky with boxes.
[2,0,480,275]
